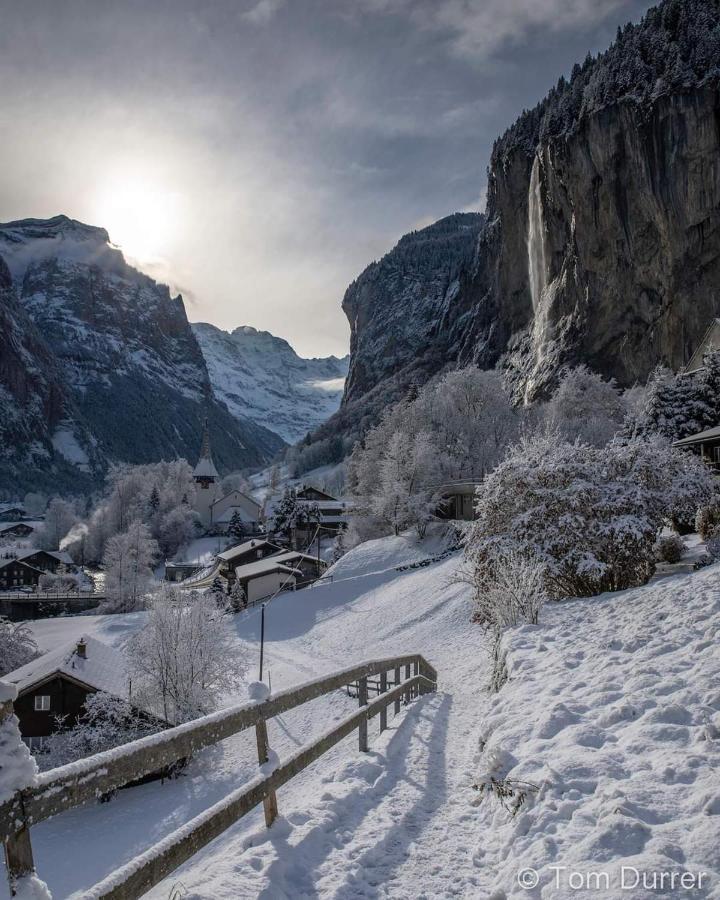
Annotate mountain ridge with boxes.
[0,216,284,494]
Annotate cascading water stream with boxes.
[527,154,547,311]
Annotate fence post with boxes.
[358,676,368,751]
[254,720,279,827]
[0,698,44,898]
[404,664,411,705]
[394,666,401,716]
[379,671,387,733]
[413,659,420,699]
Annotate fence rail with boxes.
[1,653,437,899]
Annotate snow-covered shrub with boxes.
[42,692,162,771]
[466,435,699,599]
[127,587,245,724]
[38,573,79,593]
[0,619,39,676]
[705,528,720,561]
[467,547,547,692]
[472,547,547,630]
[696,503,720,540]
[333,515,391,559]
[656,534,685,564]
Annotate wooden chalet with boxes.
[0,522,34,539]
[0,558,43,591]
[4,636,134,753]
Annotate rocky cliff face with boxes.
[0,216,284,493]
[337,0,720,421]
[193,323,349,444]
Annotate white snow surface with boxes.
[193,323,349,444]
[1,539,719,897]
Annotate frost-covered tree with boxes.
[542,366,627,446]
[84,460,196,564]
[629,353,720,441]
[349,366,522,537]
[102,522,159,612]
[22,492,47,517]
[270,489,320,539]
[372,430,440,536]
[207,576,227,609]
[465,434,711,599]
[228,510,245,542]
[0,618,39,676]
[38,498,79,550]
[229,579,247,612]
[127,587,245,724]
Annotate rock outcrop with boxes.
[336,0,720,428]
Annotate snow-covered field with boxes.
[3,537,720,898]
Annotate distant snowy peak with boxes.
[193,322,349,444]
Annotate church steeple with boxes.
[193,417,219,484]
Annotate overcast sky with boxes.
[0,0,653,357]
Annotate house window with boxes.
[27,736,47,753]
[34,695,51,711]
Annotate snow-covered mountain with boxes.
[193,323,349,444]
[0,216,284,493]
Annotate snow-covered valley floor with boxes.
[3,535,720,898]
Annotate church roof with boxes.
[193,418,219,479]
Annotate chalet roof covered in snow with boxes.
[233,558,301,579]
[16,548,74,566]
[673,425,720,446]
[4,635,129,698]
[217,539,282,563]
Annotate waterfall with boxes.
[527,154,547,311]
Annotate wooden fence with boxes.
[1,653,437,899]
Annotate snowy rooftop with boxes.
[4,635,129,699]
[233,558,300,579]
[217,539,282,563]
[16,548,74,566]
[673,425,720,446]
[193,457,219,478]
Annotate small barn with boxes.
[4,636,131,753]
[233,557,301,604]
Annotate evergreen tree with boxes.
[228,510,245,542]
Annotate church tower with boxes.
[193,418,220,528]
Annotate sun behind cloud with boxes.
[92,172,182,264]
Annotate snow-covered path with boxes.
[5,534,720,899]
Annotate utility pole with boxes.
[259,602,266,682]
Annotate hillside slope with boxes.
[9,536,720,898]
[193,323,348,444]
[0,216,284,493]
